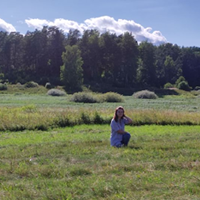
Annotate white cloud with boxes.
[25,16,167,45]
[25,18,50,30]
[0,18,16,32]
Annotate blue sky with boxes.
[0,0,199,47]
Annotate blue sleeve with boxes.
[123,118,129,124]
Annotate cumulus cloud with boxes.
[25,16,167,45]
[0,18,16,32]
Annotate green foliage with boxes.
[163,55,181,84]
[70,92,124,103]
[80,112,91,124]
[137,41,156,86]
[70,92,98,103]
[0,84,48,94]
[0,83,7,90]
[47,89,66,96]
[93,112,104,124]
[1,29,200,91]
[60,45,83,93]
[24,81,39,88]
[164,82,174,89]
[0,73,5,82]
[177,81,191,91]
[101,92,124,102]
[133,90,158,99]
[175,76,186,86]
[175,76,191,91]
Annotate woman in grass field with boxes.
[110,106,132,147]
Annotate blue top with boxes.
[110,118,128,146]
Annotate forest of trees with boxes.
[0,26,200,92]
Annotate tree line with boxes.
[0,26,200,92]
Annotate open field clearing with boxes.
[1,90,200,199]
[0,93,200,112]
[1,125,200,199]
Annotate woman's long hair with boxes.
[114,106,125,122]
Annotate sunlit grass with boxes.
[1,104,200,131]
[1,125,200,199]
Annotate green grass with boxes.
[1,87,200,199]
[1,93,200,131]
[1,125,200,199]
[0,93,200,111]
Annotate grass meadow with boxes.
[1,87,200,199]
[1,125,200,199]
[1,92,200,131]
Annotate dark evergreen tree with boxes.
[118,32,139,86]
[155,43,182,87]
[1,32,24,82]
[99,32,121,85]
[47,26,65,84]
[23,28,49,82]
[66,29,81,46]
[137,41,156,86]
[79,30,101,83]
[181,47,200,88]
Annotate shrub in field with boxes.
[175,76,186,86]
[133,90,158,99]
[47,89,66,96]
[13,82,24,90]
[70,92,98,103]
[0,83,7,90]
[24,81,39,88]
[164,82,174,89]
[101,92,124,102]
[80,112,91,124]
[93,112,104,124]
[177,81,191,91]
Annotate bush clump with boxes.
[101,92,124,102]
[175,76,186,86]
[133,90,158,99]
[47,89,66,96]
[177,81,191,91]
[71,92,98,103]
[0,83,7,90]
[164,82,174,89]
[24,81,39,88]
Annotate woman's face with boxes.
[117,108,124,118]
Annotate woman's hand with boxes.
[124,115,133,124]
[117,129,127,134]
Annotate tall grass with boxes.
[1,106,200,131]
[1,93,200,131]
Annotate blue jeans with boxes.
[121,132,131,146]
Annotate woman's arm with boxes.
[124,115,132,124]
